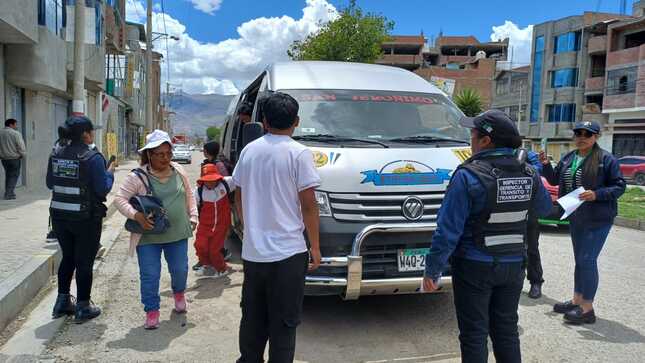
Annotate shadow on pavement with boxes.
[106,311,195,352]
[161,275,242,300]
[520,293,645,344]
[296,293,460,362]
[0,192,49,213]
[568,317,645,344]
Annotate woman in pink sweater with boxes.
[115,130,198,330]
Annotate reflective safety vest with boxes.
[49,144,101,220]
[460,154,538,256]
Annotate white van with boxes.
[220,61,472,300]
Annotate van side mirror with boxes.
[242,122,264,149]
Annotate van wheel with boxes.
[636,173,645,186]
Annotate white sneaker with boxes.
[200,266,229,279]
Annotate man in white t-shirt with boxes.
[232,92,321,363]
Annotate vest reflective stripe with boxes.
[53,185,81,195]
[488,210,528,224]
[484,234,524,247]
[51,201,82,212]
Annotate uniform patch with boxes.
[52,158,80,179]
[496,177,533,203]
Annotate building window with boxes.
[530,36,545,123]
[547,103,576,122]
[550,68,578,88]
[590,55,606,78]
[606,67,637,95]
[38,0,65,35]
[554,31,581,54]
[496,77,510,95]
[625,30,645,49]
[511,78,526,93]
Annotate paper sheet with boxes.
[556,186,585,220]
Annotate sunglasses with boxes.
[574,130,595,138]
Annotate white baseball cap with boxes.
[139,129,173,152]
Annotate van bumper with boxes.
[305,222,452,300]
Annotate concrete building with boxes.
[377,35,427,71]
[602,2,645,157]
[491,66,530,123]
[0,0,106,193]
[525,11,632,159]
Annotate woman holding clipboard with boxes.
[540,121,626,324]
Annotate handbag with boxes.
[124,168,171,234]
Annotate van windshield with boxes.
[281,89,469,142]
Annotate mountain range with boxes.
[165,92,236,137]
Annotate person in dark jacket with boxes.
[540,121,626,324]
[526,151,545,299]
[47,116,115,323]
[424,110,552,363]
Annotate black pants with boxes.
[526,215,544,284]
[237,252,308,363]
[52,218,102,301]
[1,158,21,198]
[452,258,525,363]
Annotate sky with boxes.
[125,0,635,95]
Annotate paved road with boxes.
[42,153,645,362]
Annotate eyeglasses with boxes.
[150,151,172,159]
[574,130,594,138]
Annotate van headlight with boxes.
[314,191,332,217]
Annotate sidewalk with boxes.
[0,159,139,333]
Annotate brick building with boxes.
[602,4,645,157]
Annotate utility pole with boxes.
[72,0,86,116]
[145,0,153,132]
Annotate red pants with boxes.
[194,224,228,272]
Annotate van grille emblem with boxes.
[402,197,424,221]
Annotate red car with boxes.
[538,177,569,226]
[618,156,645,185]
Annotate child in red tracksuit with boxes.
[194,164,235,278]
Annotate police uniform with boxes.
[424,110,552,363]
[47,117,114,322]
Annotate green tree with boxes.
[287,0,394,63]
[454,88,483,117]
[206,126,221,141]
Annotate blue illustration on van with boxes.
[361,160,452,186]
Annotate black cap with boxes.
[573,121,600,134]
[64,115,101,131]
[459,109,520,139]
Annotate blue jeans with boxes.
[136,239,188,312]
[570,222,612,302]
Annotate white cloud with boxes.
[490,21,533,66]
[132,0,339,94]
[125,0,146,23]
[187,0,223,15]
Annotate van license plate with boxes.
[397,248,430,272]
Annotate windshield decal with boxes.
[292,92,438,105]
[361,160,452,186]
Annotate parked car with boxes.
[172,144,192,164]
[618,156,645,185]
[538,177,569,226]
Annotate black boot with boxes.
[564,306,596,324]
[52,293,76,319]
[75,300,101,324]
[528,283,542,299]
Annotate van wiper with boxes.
[387,135,469,145]
[294,134,389,148]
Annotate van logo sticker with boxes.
[452,148,472,163]
[313,151,329,168]
[361,160,452,186]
